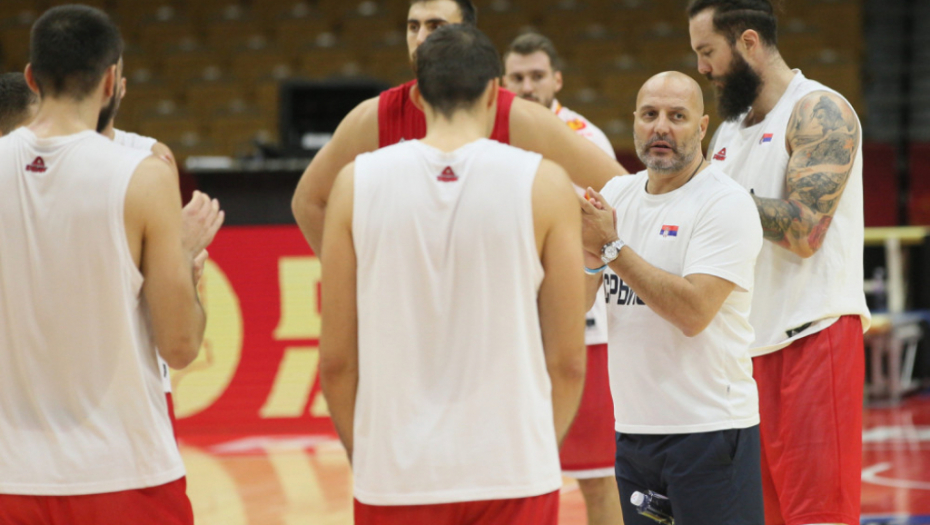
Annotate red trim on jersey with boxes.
[378,80,514,147]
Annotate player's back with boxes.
[0,129,184,495]
[351,138,562,505]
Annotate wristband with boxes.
[584,264,607,275]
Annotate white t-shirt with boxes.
[552,99,613,346]
[710,71,870,355]
[351,139,562,505]
[601,166,762,434]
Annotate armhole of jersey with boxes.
[492,89,515,144]
[377,92,390,149]
[525,152,545,285]
[113,151,149,295]
[706,124,722,160]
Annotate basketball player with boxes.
[582,71,764,525]
[0,72,38,135]
[292,0,628,255]
[96,57,223,414]
[0,6,220,524]
[688,2,870,524]
[320,25,586,525]
[503,32,623,525]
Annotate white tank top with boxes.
[111,128,172,394]
[710,71,870,355]
[351,139,562,505]
[552,100,612,346]
[0,128,185,495]
[113,128,158,152]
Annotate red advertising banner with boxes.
[171,225,334,435]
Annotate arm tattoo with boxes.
[759,92,860,257]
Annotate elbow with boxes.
[679,317,713,338]
[795,246,817,259]
[550,346,587,385]
[291,193,308,223]
[160,337,202,370]
[319,353,357,382]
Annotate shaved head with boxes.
[636,71,705,116]
[633,71,709,177]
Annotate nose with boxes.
[520,77,535,95]
[416,27,430,46]
[696,56,711,77]
[654,113,672,135]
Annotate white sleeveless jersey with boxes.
[710,71,870,355]
[553,100,613,345]
[113,128,158,152]
[351,138,562,505]
[0,128,185,495]
[111,128,172,394]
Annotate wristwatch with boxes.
[601,239,626,265]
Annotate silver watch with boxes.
[601,239,626,265]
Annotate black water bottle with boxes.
[631,490,674,525]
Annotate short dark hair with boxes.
[29,5,123,99]
[410,0,477,26]
[687,0,779,47]
[504,32,563,72]
[0,73,37,134]
[416,24,501,118]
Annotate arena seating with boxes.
[0,0,863,165]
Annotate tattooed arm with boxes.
[752,91,860,258]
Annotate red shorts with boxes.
[0,476,193,525]
[354,490,559,525]
[560,344,616,477]
[753,315,864,525]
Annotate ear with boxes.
[23,64,41,96]
[554,70,563,94]
[699,114,709,140]
[486,78,499,109]
[738,29,760,55]
[101,64,118,99]
[411,82,424,110]
[119,77,128,101]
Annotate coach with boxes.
[581,71,764,525]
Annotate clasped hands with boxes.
[579,187,619,269]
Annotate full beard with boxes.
[96,91,120,133]
[710,50,762,122]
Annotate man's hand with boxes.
[182,191,225,259]
[579,187,619,255]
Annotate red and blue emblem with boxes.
[760,133,774,144]
[660,225,679,237]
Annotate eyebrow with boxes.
[694,44,710,52]
[638,105,691,113]
[408,17,449,24]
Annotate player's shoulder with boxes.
[693,165,756,211]
[555,103,589,128]
[602,170,646,202]
[792,73,858,116]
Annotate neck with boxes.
[102,121,116,140]
[420,110,488,152]
[746,53,796,125]
[646,156,706,195]
[28,96,101,139]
